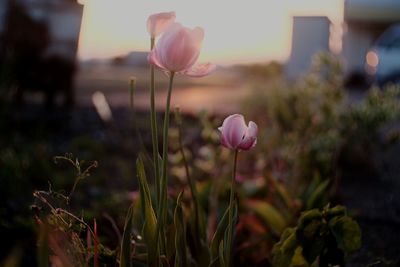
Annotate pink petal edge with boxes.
[182,63,216,77]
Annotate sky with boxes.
[77,0,343,65]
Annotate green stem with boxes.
[149,37,161,211]
[226,149,238,267]
[155,71,175,257]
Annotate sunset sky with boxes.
[77,0,343,65]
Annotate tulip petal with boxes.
[182,63,216,77]
[238,121,258,150]
[147,12,176,37]
[148,49,168,71]
[156,23,200,72]
[219,130,232,149]
[189,27,204,50]
[220,114,247,149]
[149,22,213,77]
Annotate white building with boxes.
[285,16,331,81]
[286,0,400,82]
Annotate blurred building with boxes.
[285,16,331,81]
[0,0,84,107]
[1,0,83,60]
[342,0,400,79]
[286,0,400,83]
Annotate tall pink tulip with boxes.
[148,23,215,77]
[218,114,257,265]
[147,12,176,38]
[218,114,258,151]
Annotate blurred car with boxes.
[365,23,400,86]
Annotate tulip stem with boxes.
[149,37,161,211]
[156,71,175,257]
[226,149,238,267]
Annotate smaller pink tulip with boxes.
[218,114,258,151]
[147,12,176,38]
[148,23,216,77]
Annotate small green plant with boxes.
[272,205,361,267]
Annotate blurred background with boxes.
[1,0,400,266]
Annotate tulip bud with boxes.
[218,114,258,151]
[147,11,176,38]
[148,23,216,77]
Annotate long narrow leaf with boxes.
[223,202,238,267]
[137,156,158,266]
[120,205,134,267]
[306,179,330,209]
[174,192,188,267]
[209,207,230,262]
[218,241,226,267]
[267,176,293,210]
[245,200,287,236]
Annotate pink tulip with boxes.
[218,114,258,151]
[147,12,176,38]
[148,23,216,77]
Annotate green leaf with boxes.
[297,209,322,231]
[188,207,210,266]
[245,200,287,236]
[223,201,238,267]
[158,153,163,180]
[120,205,134,267]
[218,241,226,267]
[210,207,230,262]
[326,205,346,220]
[296,209,324,263]
[174,192,188,267]
[209,202,237,267]
[271,228,298,267]
[290,247,309,267]
[267,176,293,210]
[136,156,158,265]
[305,179,329,209]
[329,216,361,252]
[296,219,324,264]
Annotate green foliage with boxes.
[210,206,230,265]
[244,200,288,236]
[242,55,344,196]
[136,156,158,266]
[242,53,400,199]
[339,86,400,169]
[329,216,361,253]
[271,205,361,267]
[174,192,188,267]
[120,205,134,267]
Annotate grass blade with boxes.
[174,191,188,267]
[120,205,134,267]
[137,156,158,266]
